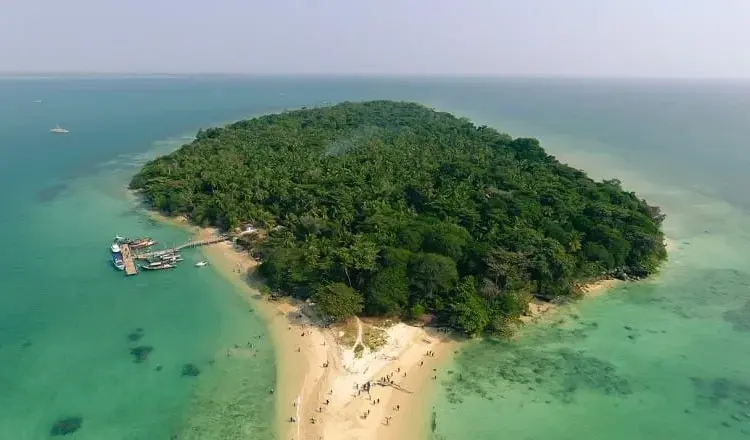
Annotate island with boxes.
[130,101,667,335]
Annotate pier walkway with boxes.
[120,244,138,276]
[134,235,231,260]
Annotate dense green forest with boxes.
[131,101,667,334]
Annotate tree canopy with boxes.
[131,101,667,334]
[312,283,364,322]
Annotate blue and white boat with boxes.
[111,242,125,270]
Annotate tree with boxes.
[409,253,458,301]
[312,283,364,322]
[131,101,668,333]
[365,266,409,316]
[448,276,488,336]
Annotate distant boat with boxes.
[50,124,69,134]
[195,261,208,267]
[34,100,42,103]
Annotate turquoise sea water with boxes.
[2,77,749,439]
[428,81,750,440]
[0,78,288,439]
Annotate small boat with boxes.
[111,247,125,271]
[129,238,157,248]
[112,254,125,270]
[50,124,69,134]
[140,262,175,271]
[114,235,156,248]
[159,255,183,263]
[195,261,208,267]
[111,243,122,253]
[153,251,181,261]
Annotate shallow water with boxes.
[0,79,280,439]
[429,83,750,440]
[2,76,748,439]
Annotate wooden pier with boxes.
[134,235,231,260]
[120,243,138,276]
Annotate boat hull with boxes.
[140,263,175,271]
[111,251,125,271]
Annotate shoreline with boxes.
[193,227,458,440]
[146,211,671,440]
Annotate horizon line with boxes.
[1,71,750,82]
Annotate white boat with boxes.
[50,124,69,134]
[195,261,208,267]
[140,262,175,271]
[111,244,125,270]
[112,255,125,271]
[160,255,183,263]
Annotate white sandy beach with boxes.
[194,228,455,440]
[189,226,672,439]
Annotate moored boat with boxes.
[195,261,208,267]
[129,238,157,248]
[113,234,157,248]
[111,250,125,271]
[111,242,121,253]
[140,262,175,271]
[112,256,125,271]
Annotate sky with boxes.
[2,0,749,78]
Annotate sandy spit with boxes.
[150,213,654,439]
[193,227,456,440]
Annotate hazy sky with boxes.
[2,0,749,77]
